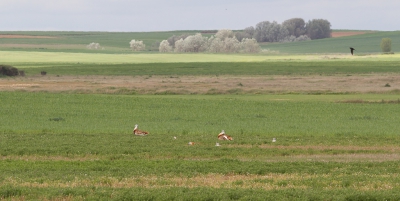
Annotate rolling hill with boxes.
[263,31,399,54]
[0,30,398,54]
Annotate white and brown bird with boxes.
[133,124,148,136]
[217,130,233,141]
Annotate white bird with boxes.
[272,138,276,142]
[174,136,177,140]
[215,142,221,146]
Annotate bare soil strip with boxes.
[0,34,57,39]
[1,74,399,94]
[331,31,371,38]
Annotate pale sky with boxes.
[1,0,399,32]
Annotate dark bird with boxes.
[350,47,356,55]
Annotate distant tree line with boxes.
[236,18,331,43]
[87,18,331,53]
[155,18,331,53]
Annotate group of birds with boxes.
[133,124,233,146]
[131,49,359,144]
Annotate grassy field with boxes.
[1,92,400,200]
[0,31,214,53]
[1,30,400,200]
[263,31,400,54]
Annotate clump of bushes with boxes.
[0,65,19,76]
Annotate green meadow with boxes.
[1,92,400,200]
[264,31,400,54]
[1,31,400,200]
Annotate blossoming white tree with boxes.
[129,40,146,51]
[240,38,260,53]
[159,40,172,52]
[174,38,185,52]
[160,29,261,53]
[86,42,102,50]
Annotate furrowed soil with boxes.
[331,31,371,38]
[1,74,399,94]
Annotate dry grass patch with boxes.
[1,74,400,94]
[4,173,400,190]
[331,32,372,38]
[258,144,400,152]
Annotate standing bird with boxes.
[350,47,356,55]
[133,124,148,136]
[217,130,233,141]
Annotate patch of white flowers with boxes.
[86,42,103,50]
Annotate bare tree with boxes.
[244,26,255,37]
[305,19,332,39]
[254,21,271,42]
[282,18,306,37]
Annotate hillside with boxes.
[263,31,400,54]
[0,30,398,54]
[0,30,212,53]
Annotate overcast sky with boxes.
[1,0,399,32]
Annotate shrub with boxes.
[380,38,392,53]
[0,65,19,76]
[241,38,261,53]
[129,40,146,51]
[86,42,103,50]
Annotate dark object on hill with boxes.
[41,71,47,75]
[0,65,19,76]
[350,47,356,55]
[49,117,65,121]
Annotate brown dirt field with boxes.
[0,34,57,39]
[1,74,399,94]
[331,31,371,38]
[0,44,83,49]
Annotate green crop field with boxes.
[1,92,400,200]
[1,30,400,200]
[263,31,400,54]
[1,30,399,54]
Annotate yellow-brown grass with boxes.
[1,74,400,94]
[3,173,399,190]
